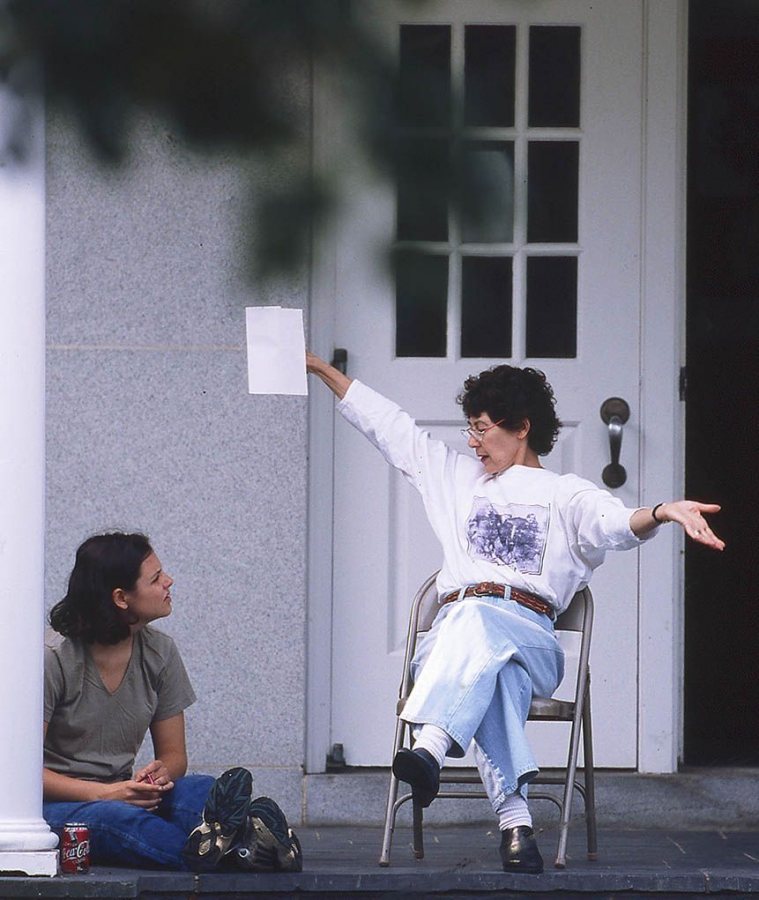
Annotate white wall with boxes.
[44,109,310,819]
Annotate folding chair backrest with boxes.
[554,588,593,699]
[554,587,592,633]
[398,572,439,707]
[414,574,441,634]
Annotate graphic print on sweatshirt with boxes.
[466,497,549,575]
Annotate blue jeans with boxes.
[44,774,214,869]
[402,593,564,808]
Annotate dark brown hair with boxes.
[458,365,562,456]
[49,532,153,644]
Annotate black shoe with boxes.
[182,767,253,872]
[232,796,303,873]
[392,748,440,808]
[499,825,544,874]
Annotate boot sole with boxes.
[392,749,439,808]
[182,768,253,872]
[247,819,303,872]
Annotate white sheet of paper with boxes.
[246,306,308,395]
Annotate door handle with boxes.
[331,348,348,375]
[599,397,630,488]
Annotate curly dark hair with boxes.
[49,532,153,645]
[457,365,562,456]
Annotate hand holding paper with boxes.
[246,306,308,396]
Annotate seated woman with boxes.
[307,353,724,875]
[44,531,301,872]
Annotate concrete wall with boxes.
[44,110,309,822]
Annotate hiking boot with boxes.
[182,767,253,872]
[231,796,303,873]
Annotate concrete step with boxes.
[303,768,759,829]
[2,825,758,898]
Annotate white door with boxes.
[328,0,644,767]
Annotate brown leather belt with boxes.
[441,582,554,619]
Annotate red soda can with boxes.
[60,823,91,874]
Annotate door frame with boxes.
[306,0,688,776]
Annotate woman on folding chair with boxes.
[307,352,724,874]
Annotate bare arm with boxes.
[137,712,188,786]
[630,501,724,550]
[306,351,352,400]
[43,723,166,808]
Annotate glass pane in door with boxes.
[464,25,516,127]
[527,141,579,242]
[398,25,451,126]
[460,141,515,243]
[395,252,449,357]
[528,26,581,127]
[461,256,513,357]
[525,256,577,358]
[397,138,450,241]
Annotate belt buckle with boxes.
[472,582,495,597]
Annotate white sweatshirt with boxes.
[338,380,650,615]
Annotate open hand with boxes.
[657,501,724,551]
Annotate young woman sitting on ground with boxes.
[43,531,302,872]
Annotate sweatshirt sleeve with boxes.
[337,380,465,495]
[563,480,653,557]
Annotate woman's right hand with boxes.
[305,350,352,399]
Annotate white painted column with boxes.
[0,68,59,875]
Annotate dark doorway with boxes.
[685,0,759,765]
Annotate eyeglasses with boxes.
[460,419,505,443]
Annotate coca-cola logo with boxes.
[62,841,90,861]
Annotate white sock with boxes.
[413,724,452,769]
[496,792,532,831]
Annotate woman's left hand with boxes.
[135,759,174,790]
[655,501,725,550]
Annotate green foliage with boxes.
[6,1,360,158]
[1,0,434,277]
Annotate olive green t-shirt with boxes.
[44,626,196,783]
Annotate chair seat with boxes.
[529,695,576,719]
[402,692,575,719]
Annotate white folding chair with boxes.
[379,573,597,869]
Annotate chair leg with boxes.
[554,778,574,868]
[379,717,407,866]
[582,687,598,861]
[412,798,425,859]
[379,772,401,866]
[555,692,586,868]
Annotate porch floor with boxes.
[2,824,759,899]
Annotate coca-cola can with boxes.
[60,823,90,874]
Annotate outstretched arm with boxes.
[307,351,466,496]
[306,352,352,400]
[630,501,724,550]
